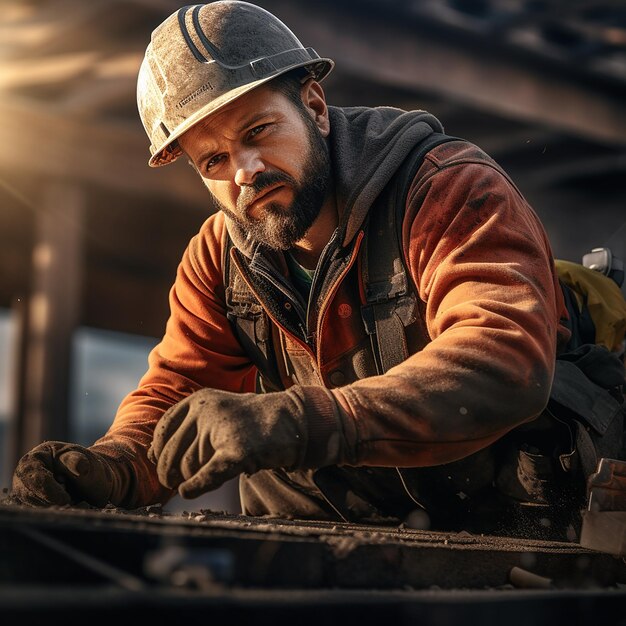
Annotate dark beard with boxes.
[213,116,331,250]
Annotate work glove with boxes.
[148,387,346,499]
[11,441,128,507]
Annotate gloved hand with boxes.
[12,441,127,507]
[148,387,346,499]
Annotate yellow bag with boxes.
[555,259,626,353]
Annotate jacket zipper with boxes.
[314,231,365,370]
[232,230,364,376]
[251,260,308,327]
[231,250,316,359]
[306,229,340,331]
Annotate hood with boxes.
[328,105,443,246]
[225,105,443,255]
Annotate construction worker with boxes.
[11,2,624,538]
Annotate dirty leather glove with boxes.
[12,441,127,507]
[148,387,345,499]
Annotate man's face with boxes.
[178,81,331,250]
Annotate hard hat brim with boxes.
[148,58,334,167]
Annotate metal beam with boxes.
[0,0,161,54]
[0,51,142,90]
[0,53,98,89]
[0,1,112,54]
[0,97,206,207]
[520,151,626,188]
[59,77,137,115]
[263,0,626,146]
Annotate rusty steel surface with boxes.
[2,502,626,624]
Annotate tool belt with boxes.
[493,343,625,533]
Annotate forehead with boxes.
[179,83,293,147]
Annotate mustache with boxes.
[237,171,296,212]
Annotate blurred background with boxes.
[0,0,624,514]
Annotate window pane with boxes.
[71,326,158,445]
[70,326,240,514]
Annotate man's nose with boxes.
[233,149,265,186]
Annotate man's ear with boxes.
[301,79,330,137]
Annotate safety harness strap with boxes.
[362,132,462,374]
[222,231,283,391]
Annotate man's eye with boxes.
[248,124,267,138]
[205,155,224,171]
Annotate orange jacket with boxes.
[93,112,569,507]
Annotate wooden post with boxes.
[3,296,28,483]
[15,181,84,455]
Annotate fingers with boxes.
[12,445,73,506]
[178,451,241,500]
[180,435,215,482]
[12,466,71,506]
[149,400,191,464]
[56,450,110,507]
[58,450,91,478]
[12,443,116,508]
[156,419,199,489]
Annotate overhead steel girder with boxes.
[0,97,206,207]
[262,0,626,147]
